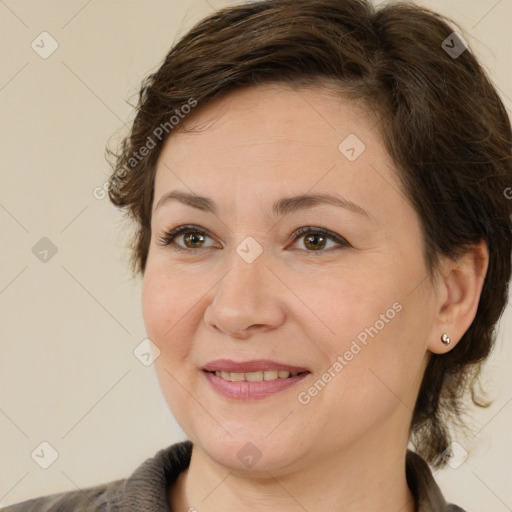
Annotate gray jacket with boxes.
[1,441,466,511]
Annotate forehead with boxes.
[153,83,402,212]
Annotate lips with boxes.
[202,359,309,374]
[202,359,310,400]
[211,370,300,382]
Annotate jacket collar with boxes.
[119,441,461,511]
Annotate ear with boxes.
[428,239,489,354]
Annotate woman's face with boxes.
[142,84,440,473]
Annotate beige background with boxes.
[1,0,511,509]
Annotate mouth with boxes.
[202,359,310,400]
[206,369,305,382]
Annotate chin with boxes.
[188,423,312,475]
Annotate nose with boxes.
[203,246,286,339]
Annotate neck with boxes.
[169,428,415,512]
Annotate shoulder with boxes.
[1,440,193,512]
[406,450,467,512]
[0,478,125,512]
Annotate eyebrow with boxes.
[154,190,371,219]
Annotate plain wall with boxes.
[1,0,511,509]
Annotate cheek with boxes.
[312,262,431,403]
[301,304,426,445]
[142,270,168,346]
[141,267,193,358]
[142,267,200,428]
[332,296,431,411]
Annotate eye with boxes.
[287,226,351,254]
[157,225,219,251]
[157,225,350,253]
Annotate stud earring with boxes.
[441,333,451,346]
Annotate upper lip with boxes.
[203,359,309,373]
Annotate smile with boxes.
[202,359,310,399]
[211,370,301,382]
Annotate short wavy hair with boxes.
[107,0,512,468]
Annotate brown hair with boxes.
[107,0,512,468]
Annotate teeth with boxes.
[213,370,300,382]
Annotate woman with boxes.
[3,0,511,510]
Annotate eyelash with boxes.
[157,224,351,255]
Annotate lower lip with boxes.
[203,371,309,400]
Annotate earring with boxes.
[441,333,451,346]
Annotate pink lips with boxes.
[202,359,310,400]
[203,359,309,374]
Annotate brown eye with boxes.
[303,232,328,251]
[158,225,217,251]
[289,227,350,253]
[158,224,350,254]
[181,231,207,249]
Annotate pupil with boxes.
[305,234,326,250]
[185,232,203,248]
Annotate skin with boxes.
[141,83,488,512]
